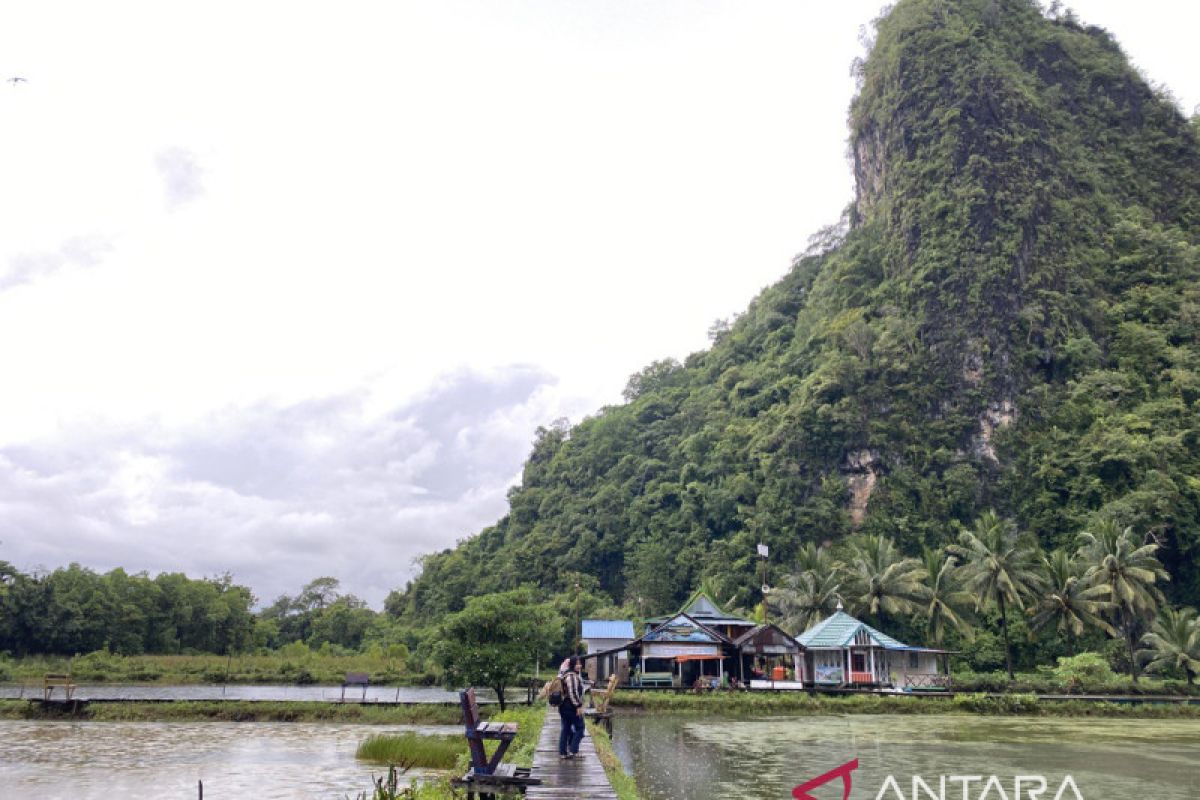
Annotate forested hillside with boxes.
[394,0,1200,624]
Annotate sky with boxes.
[1,1,1197,608]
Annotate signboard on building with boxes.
[645,643,720,659]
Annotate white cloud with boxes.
[0,234,112,292]
[155,148,205,209]
[0,367,589,606]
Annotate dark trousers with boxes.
[557,703,584,755]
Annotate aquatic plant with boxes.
[356,734,462,769]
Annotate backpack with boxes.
[547,677,563,706]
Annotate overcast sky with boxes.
[1,1,1197,608]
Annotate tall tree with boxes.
[919,548,974,646]
[950,511,1045,681]
[769,569,842,636]
[839,535,928,628]
[434,587,561,712]
[1138,606,1200,685]
[1029,549,1114,652]
[1078,519,1169,681]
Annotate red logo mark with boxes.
[792,758,859,800]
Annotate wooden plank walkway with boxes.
[527,706,618,800]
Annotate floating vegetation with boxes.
[355,733,463,769]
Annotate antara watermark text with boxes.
[791,759,1086,800]
[874,774,1085,800]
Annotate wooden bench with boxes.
[43,673,77,701]
[634,671,674,688]
[458,688,539,796]
[459,688,518,776]
[341,671,370,701]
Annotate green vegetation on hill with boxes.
[390,0,1200,676]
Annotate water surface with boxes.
[612,713,1200,799]
[0,720,459,799]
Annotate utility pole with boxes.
[757,542,770,624]
[573,581,581,656]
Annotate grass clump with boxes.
[356,733,462,768]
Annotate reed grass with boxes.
[356,733,463,768]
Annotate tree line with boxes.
[0,563,254,656]
[0,564,398,658]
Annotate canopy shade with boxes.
[674,653,723,662]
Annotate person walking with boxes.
[558,656,586,759]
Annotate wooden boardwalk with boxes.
[527,707,618,800]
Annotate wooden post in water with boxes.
[198,779,203,799]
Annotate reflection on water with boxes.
[0,683,502,703]
[612,713,1200,800]
[0,720,459,799]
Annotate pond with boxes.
[0,683,501,703]
[0,720,459,799]
[611,712,1200,799]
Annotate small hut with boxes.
[732,623,807,688]
[797,603,952,690]
[581,619,635,682]
[630,612,731,688]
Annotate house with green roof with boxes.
[797,602,952,690]
[645,589,758,642]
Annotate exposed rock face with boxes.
[842,449,882,526]
[973,400,1017,462]
[851,121,887,223]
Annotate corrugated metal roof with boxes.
[645,591,755,628]
[642,614,724,643]
[581,619,635,640]
[796,610,910,649]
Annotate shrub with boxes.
[1047,652,1117,690]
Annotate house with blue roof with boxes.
[796,602,952,690]
[581,619,636,682]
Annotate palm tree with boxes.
[794,541,837,575]
[840,534,929,628]
[1138,606,1200,685]
[949,511,1045,681]
[769,569,842,636]
[920,548,974,646]
[1030,548,1115,651]
[1077,518,1169,681]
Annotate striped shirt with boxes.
[562,670,583,709]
